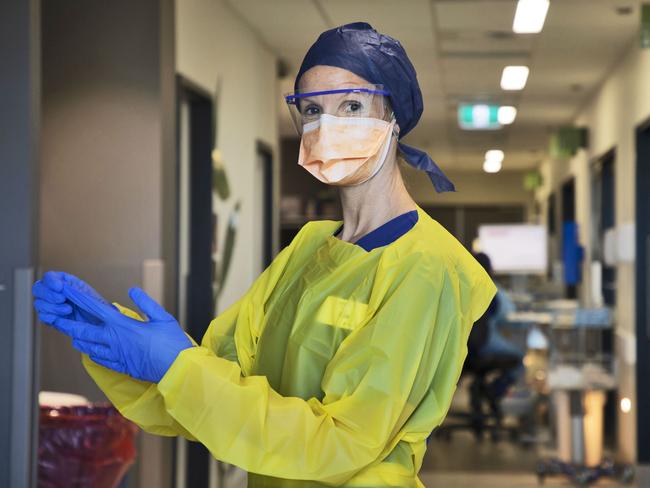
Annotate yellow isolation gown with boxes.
[81,204,496,487]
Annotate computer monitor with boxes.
[478,224,548,275]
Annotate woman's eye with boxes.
[303,105,321,117]
[342,100,363,114]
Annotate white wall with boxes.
[535,150,592,303]
[404,166,536,217]
[175,0,279,310]
[535,41,650,463]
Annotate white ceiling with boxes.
[226,0,640,171]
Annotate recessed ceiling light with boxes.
[484,150,504,173]
[513,0,550,34]
[498,106,518,124]
[501,66,530,90]
[485,149,505,163]
[483,159,502,173]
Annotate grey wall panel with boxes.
[0,0,41,484]
[40,0,164,401]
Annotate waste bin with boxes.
[38,394,137,488]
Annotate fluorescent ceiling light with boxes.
[501,66,529,90]
[484,149,504,173]
[485,149,505,163]
[513,0,550,34]
[498,106,517,124]
[483,159,502,173]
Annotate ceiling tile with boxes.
[230,0,641,172]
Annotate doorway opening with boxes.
[176,76,214,488]
[635,119,650,464]
[561,177,577,298]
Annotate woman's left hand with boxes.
[53,285,193,383]
[32,271,113,325]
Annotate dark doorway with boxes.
[561,177,577,298]
[257,141,275,269]
[547,192,557,280]
[561,178,576,223]
[635,119,650,464]
[176,76,214,488]
[548,192,557,236]
[591,150,617,306]
[591,149,617,448]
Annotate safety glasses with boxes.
[284,84,391,135]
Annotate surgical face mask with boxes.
[298,114,397,186]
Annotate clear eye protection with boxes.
[284,84,392,135]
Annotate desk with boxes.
[548,366,616,466]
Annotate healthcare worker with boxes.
[33,23,496,487]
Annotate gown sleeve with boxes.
[81,303,199,439]
[81,224,306,438]
[154,254,497,485]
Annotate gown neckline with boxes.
[323,204,425,257]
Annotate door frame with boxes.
[635,116,650,464]
[174,74,215,488]
[256,140,275,269]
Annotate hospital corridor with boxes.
[3,0,650,487]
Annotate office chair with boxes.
[434,302,523,442]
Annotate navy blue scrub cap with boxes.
[295,22,455,193]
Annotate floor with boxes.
[418,472,637,487]
[422,430,539,473]
[418,429,638,487]
[417,382,637,488]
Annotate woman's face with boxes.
[296,65,390,123]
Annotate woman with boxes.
[33,23,496,488]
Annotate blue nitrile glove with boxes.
[32,271,111,325]
[53,285,193,383]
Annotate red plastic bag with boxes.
[38,404,137,488]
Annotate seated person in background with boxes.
[473,252,525,398]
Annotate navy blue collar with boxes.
[333,209,419,251]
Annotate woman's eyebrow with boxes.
[301,97,321,105]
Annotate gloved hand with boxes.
[33,271,110,325]
[53,285,193,383]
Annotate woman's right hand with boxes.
[33,271,108,325]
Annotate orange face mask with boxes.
[298,114,397,186]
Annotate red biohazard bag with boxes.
[38,404,137,488]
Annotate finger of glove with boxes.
[38,312,58,325]
[72,339,116,361]
[63,285,117,322]
[88,355,125,374]
[53,317,107,344]
[32,280,66,304]
[76,308,105,326]
[42,271,65,292]
[34,299,73,317]
[62,273,106,303]
[129,287,174,322]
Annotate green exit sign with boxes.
[458,104,500,130]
